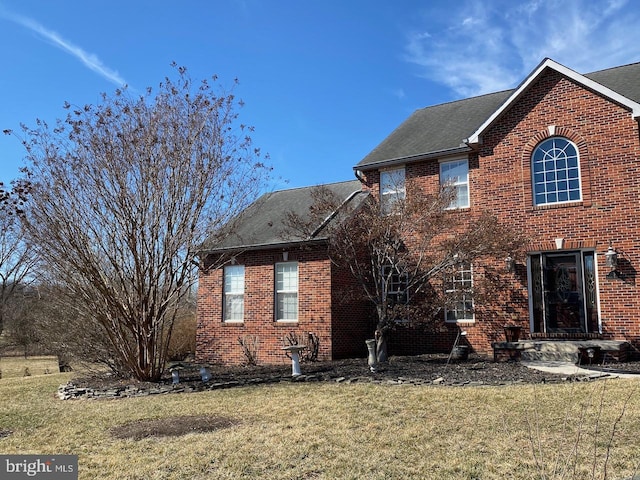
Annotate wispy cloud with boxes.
[0,9,127,87]
[405,0,640,98]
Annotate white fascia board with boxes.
[465,58,640,146]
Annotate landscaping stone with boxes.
[58,354,636,401]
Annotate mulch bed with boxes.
[70,353,640,395]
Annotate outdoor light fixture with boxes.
[505,255,515,273]
[604,241,620,279]
[282,251,289,262]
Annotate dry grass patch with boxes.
[110,415,239,440]
[0,355,60,379]
[1,373,640,479]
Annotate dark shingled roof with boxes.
[201,180,366,253]
[356,61,640,169]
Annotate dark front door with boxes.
[530,251,598,334]
[543,254,584,333]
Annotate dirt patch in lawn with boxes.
[110,415,239,440]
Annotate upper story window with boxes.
[532,137,581,206]
[440,159,469,209]
[275,262,298,322]
[223,265,245,322]
[380,167,405,214]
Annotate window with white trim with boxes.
[380,167,406,214]
[532,137,581,206]
[276,262,298,321]
[445,263,474,322]
[381,265,409,307]
[223,265,244,322]
[440,159,469,209]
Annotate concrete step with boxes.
[521,349,578,363]
[519,340,628,363]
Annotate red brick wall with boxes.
[196,245,373,365]
[360,68,640,356]
[476,69,640,351]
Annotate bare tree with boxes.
[5,65,271,380]
[287,181,526,362]
[0,186,37,337]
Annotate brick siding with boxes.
[196,245,371,365]
[196,67,640,364]
[360,68,640,356]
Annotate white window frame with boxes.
[380,167,406,215]
[531,137,582,206]
[381,265,409,306]
[445,263,474,323]
[223,265,245,322]
[440,158,470,209]
[275,262,298,322]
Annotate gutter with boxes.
[354,145,472,172]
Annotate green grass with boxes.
[1,373,640,479]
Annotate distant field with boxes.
[0,355,60,379]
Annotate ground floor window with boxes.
[529,251,598,334]
[276,262,298,321]
[223,265,245,322]
[445,262,474,323]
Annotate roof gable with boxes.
[465,58,640,146]
[200,180,366,253]
[355,58,640,171]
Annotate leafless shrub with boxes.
[282,331,320,362]
[7,65,271,380]
[238,335,260,366]
[524,380,639,479]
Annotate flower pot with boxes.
[450,345,469,362]
[504,326,522,342]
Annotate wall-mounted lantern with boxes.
[604,241,620,279]
[505,255,515,273]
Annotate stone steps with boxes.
[493,340,630,364]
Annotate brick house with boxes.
[196,180,372,365]
[197,58,640,364]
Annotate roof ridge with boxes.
[269,179,360,194]
[414,88,515,112]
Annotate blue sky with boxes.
[1,0,640,189]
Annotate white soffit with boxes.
[465,58,640,146]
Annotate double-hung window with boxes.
[223,265,244,322]
[276,262,298,321]
[445,263,474,322]
[440,159,469,209]
[380,167,406,214]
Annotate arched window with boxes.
[531,137,581,206]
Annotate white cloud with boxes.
[1,9,127,87]
[405,0,640,98]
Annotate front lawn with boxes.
[1,372,639,479]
